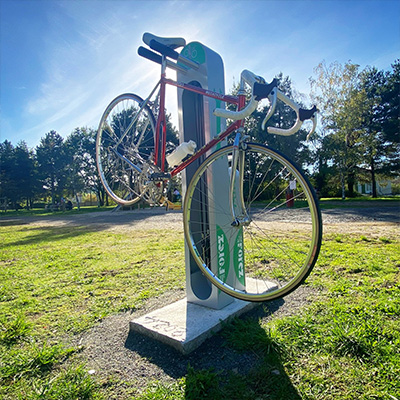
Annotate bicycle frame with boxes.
[97,36,322,302]
[146,65,247,177]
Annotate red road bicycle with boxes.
[96,33,322,302]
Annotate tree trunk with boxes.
[75,194,81,211]
[97,189,104,207]
[371,157,377,198]
[51,170,56,205]
[347,170,355,197]
[341,172,346,200]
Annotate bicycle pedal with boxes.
[149,172,171,181]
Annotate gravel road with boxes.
[2,202,399,231]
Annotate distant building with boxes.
[357,180,392,196]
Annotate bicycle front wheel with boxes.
[96,93,156,206]
[183,143,322,302]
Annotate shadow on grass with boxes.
[0,206,170,224]
[1,208,177,247]
[1,225,101,247]
[125,299,302,400]
[321,206,400,223]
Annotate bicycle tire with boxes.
[183,143,322,302]
[96,93,157,206]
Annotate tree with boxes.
[65,127,108,207]
[13,141,38,209]
[310,60,399,198]
[165,112,180,146]
[0,140,38,210]
[65,128,91,203]
[0,140,18,208]
[356,66,389,197]
[380,60,400,175]
[310,61,366,198]
[36,131,68,205]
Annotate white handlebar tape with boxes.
[213,96,258,120]
[267,118,303,136]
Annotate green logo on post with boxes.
[234,229,245,285]
[181,42,206,65]
[216,225,229,283]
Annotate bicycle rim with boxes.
[96,93,156,206]
[183,143,322,302]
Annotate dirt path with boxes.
[2,202,399,232]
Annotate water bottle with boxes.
[166,140,197,167]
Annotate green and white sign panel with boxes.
[178,41,245,309]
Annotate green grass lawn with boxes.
[0,211,399,399]
[319,197,400,209]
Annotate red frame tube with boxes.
[164,77,240,105]
[153,74,245,175]
[171,121,241,176]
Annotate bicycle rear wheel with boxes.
[96,93,156,206]
[183,143,322,302]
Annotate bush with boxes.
[33,203,47,209]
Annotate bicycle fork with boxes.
[230,131,250,227]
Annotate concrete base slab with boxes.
[130,278,278,354]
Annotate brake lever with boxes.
[306,114,318,141]
[299,105,318,141]
[261,88,277,130]
[299,105,318,122]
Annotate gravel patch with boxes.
[71,285,315,396]
[1,201,398,231]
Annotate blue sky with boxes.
[1,0,399,149]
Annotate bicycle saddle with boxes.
[142,32,186,50]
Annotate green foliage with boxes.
[36,131,69,205]
[185,366,222,399]
[0,314,31,346]
[1,342,75,381]
[222,317,282,355]
[0,140,39,210]
[137,380,185,400]
[310,60,399,198]
[64,127,101,204]
[28,365,100,400]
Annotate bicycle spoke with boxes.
[183,143,322,302]
[96,94,157,205]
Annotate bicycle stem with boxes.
[238,145,249,222]
[230,133,240,223]
[230,131,250,227]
